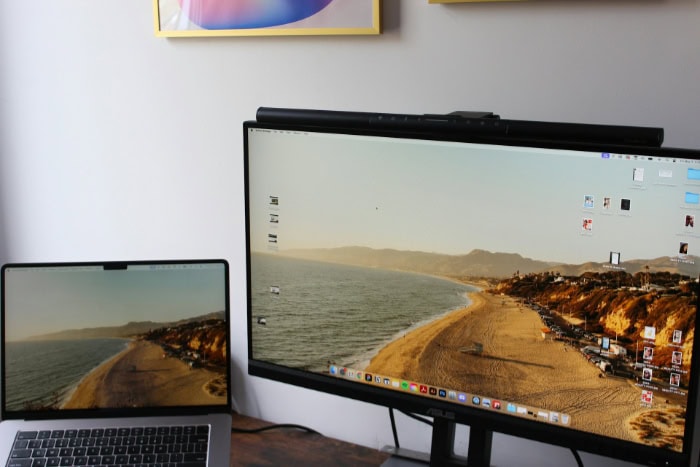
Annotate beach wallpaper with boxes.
[247,128,700,452]
[3,264,228,412]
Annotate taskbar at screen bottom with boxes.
[328,365,571,427]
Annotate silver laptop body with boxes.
[0,260,232,466]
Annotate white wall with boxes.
[1,1,699,465]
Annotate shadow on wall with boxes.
[0,156,7,265]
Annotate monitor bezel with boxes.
[243,118,700,467]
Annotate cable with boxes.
[570,448,584,467]
[388,408,435,449]
[231,423,322,436]
[399,409,433,427]
[389,407,400,448]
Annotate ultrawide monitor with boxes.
[244,115,700,466]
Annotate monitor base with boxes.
[380,418,493,467]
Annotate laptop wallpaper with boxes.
[3,264,228,412]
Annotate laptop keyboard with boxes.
[6,424,210,467]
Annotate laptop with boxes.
[0,260,232,466]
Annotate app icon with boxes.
[420,385,428,394]
[365,373,373,382]
[493,400,501,410]
[507,403,516,413]
[458,393,467,403]
[472,396,480,405]
[438,389,447,398]
[429,387,438,396]
[401,381,409,390]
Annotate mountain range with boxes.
[24,311,225,341]
[279,246,698,279]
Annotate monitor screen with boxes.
[244,117,700,466]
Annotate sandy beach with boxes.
[364,288,650,444]
[62,339,226,409]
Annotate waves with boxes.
[250,253,476,372]
[5,338,131,411]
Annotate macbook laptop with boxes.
[0,259,232,466]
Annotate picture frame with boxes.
[154,0,381,37]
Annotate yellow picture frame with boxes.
[154,0,381,37]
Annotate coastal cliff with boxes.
[492,270,696,375]
[142,317,227,367]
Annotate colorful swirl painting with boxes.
[154,0,381,37]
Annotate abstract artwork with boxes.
[154,0,381,37]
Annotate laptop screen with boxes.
[1,260,230,418]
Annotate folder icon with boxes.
[688,168,700,180]
[685,192,700,204]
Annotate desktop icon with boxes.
[685,192,700,204]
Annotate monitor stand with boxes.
[381,418,493,467]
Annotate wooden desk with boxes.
[230,413,391,466]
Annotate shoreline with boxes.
[62,339,226,409]
[59,340,132,408]
[363,286,662,446]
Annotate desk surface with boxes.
[230,413,391,466]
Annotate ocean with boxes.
[250,253,477,372]
[4,338,131,411]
